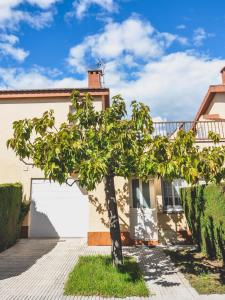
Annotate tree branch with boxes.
[53,125,59,132]
[20,158,35,166]
[66,179,79,186]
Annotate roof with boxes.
[194,85,225,121]
[0,87,109,99]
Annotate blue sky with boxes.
[1,0,225,120]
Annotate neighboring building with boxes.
[195,67,225,122]
[1,68,225,246]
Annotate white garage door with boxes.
[30,179,88,238]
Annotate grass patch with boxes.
[64,255,149,297]
[165,249,225,294]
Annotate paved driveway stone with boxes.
[0,239,224,300]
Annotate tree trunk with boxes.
[104,174,123,267]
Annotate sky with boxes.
[1,0,225,120]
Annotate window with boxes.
[131,179,151,209]
[162,179,186,212]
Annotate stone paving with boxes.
[0,239,224,300]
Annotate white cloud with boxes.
[0,34,19,44]
[0,0,58,30]
[152,116,167,122]
[0,67,86,90]
[73,0,117,19]
[176,36,188,46]
[66,16,224,120]
[176,24,186,30]
[66,16,225,120]
[68,16,187,73]
[104,52,224,120]
[0,43,29,62]
[69,44,88,73]
[0,0,59,61]
[0,34,29,61]
[193,27,213,47]
[22,10,55,30]
[26,0,60,9]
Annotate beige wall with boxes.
[0,96,103,228]
[203,93,225,118]
[88,177,130,233]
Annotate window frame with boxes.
[130,178,151,209]
[161,179,184,213]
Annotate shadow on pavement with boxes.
[124,246,181,287]
[0,239,59,280]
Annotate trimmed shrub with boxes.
[181,184,225,263]
[0,183,25,252]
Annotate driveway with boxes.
[0,239,224,300]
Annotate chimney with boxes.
[88,70,103,88]
[220,66,225,84]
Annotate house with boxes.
[1,68,225,246]
[0,70,110,240]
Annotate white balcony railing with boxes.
[153,121,225,141]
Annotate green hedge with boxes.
[181,184,225,263]
[0,183,24,252]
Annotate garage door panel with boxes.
[30,180,88,238]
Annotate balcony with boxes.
[153,121,225,141]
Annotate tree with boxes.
[7,91,225,267]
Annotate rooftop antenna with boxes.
[96,58,106,87]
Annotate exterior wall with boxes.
[202,93,225,118]
[197,93,225,141]
[0,95,103,232]
[88,177,159,246]
[89,176,188,246]
[88,177,130,233]
[88,177,131,245]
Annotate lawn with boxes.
[165,249,225,294]
[64,255,149,297]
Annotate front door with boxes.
[130,179,158,241]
